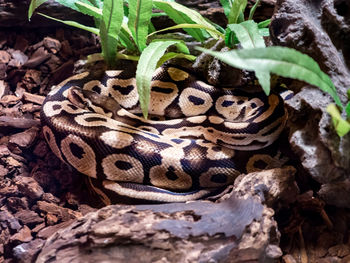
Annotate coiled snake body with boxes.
[41,66,290,203]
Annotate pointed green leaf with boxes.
[196,46,343,108]
[99,0,123,68]
[38,13,99,35]
[228,0,247,24]
[75,1,102,19]
[327,104,350,136]
[219,0,233,18]
[153,0,221,41]
[156,52,196,68]
[136,40,186,118]
[248,0,260,20]
[28,0,48,20]
[148,23,225,39]
[128,0,153,51]
[345,101,350,118]
[225,20,265,49]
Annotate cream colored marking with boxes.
[42,126,65,162]
[105,70,123,77]
[223,121,250,130]
[149,80,178,116]
[43,101,63,117]
[179,88,213,116]
[199,167,240,187]
[61,134,97,178]
[149,147,192,190]
[253,95,279,123]
[83,80,109,96]
[167,67,189,81]
[186,115,206,124]
[102,154,143,183]
[102,180,212,202]
[106,78,139,109]
[100,131,134,149]
[49,72,89,97]
[215,95,264,121]
[195,80,215,90]
[208,116,224,124]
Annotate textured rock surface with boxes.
[35,167,297,263]
[270,0,350,208]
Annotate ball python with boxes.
[40,65,291,203]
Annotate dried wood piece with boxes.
[36,201,82,222]
[10,225,33,243]
[0,116,40,129]
[9,127,39,148]
[13,239,45,263]
[35,167,297,263]
[23,92,45,105]
[43,37,61,54]
[0,50,11,63]
[14,176,44,201]
[23,47,51,69]
[8,49,28,67]
[0,80,9,98]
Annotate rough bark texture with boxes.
[35,167,297,263]
[270,0,350,208]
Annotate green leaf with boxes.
[219,0,233,18]
[156,52,196,68]
[228,0,247,24]
[225,20,265,49]
[38,13,99,35]
[119,24,138,51]
[327,104,350,136]
[28,0,48,20]
[196,46,343,107]
[99,0,123,68]
[346,102,350,118]
[136,40,186,118]
[258,19,270,28]
[153,0,221,41]
[75,1,102,19]
[55,0,92,12]
[248,0,260,20]
[128,0,153,52]
[148,23,225,39]
[258,28,269,37]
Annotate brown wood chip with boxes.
[0,116,40,128]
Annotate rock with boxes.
[34,167,297,263]
[270,0,350,208]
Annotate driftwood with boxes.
[34,167,297,263]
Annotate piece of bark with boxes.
[35,167,297,263]
[9,127,39,148]
[0,116,40,129]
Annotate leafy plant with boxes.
[29,0,347,137]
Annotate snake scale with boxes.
[40,65,291,203]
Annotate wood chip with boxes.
[23,47,51,68]
[9,127,39,148]
[43,37,61,54]
[8,49,28,67]
[10,225,33,243]
[23,91,45,105]
[0,116,40,129]
[0,80,9,99]
[0,50,11,63]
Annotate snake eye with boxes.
[165,166,178,181]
